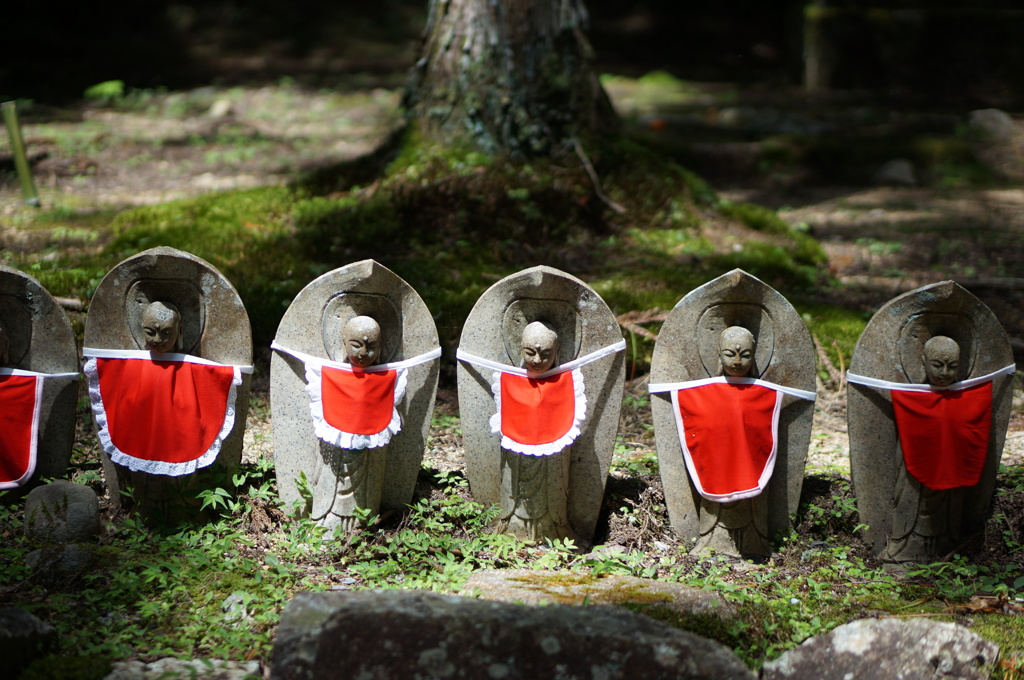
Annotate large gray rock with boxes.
[84,247,252,518]
[762,618,1000,679]
[271,590,755,680]
[0,607,58,677]
[847,281,1014,563]
[0,264,79,491]
[650,269,814,559]
[25,543,96,582]
[462,569,735,620]
[271,260,440,526]
[24,480,100,543]
[457,266,625,545]
[104,658,261,680]
[967,109,1024,181]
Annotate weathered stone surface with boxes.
[271,590,755,680]
[847,281,1014,562]
[650,269,815,558]
[84,247,252,515]
[457,266,625,545]
[762,618,1000,679]
[25,543,95,581]
[24,480,101,544]
[0,264,79,490]
[462,569,735,619]
[270,260,440,523]
[104,658,261,680]
[967,109,1024,181]
[0,607,58,677]
[873,159,917,186]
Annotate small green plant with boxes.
[84,80,126,105]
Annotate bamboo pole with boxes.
[2,101,40,207]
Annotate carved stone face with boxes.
[343,316,381,368]
[0,321,8,366]
[521,321,559,374]
[719,326,755,378]
[141,302,182,354]
[922,335,959,387]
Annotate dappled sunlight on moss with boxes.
[5,125,845,373]
[795,303,869,369]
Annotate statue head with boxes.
[0,320,8,366]
[719,326,755,377]
[922,335,959,387]
[343,315,381,368]
[141,302,182,354]
[521,321,559,374]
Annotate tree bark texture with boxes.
[405,0,617,157]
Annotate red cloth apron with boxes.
[320,367,398,436]
[673,382,781,501]
[272,341,442,451]
[891,382,993,490]
[90,356,239,475]
[457,339,626,457]
[0,374,41,488]
[499,371,578,448]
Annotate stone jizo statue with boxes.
[922,336,958,387]
[688,326,772,557]
[719,326,754,378]
[0,265,79,491]
[650,270,816,560]
[495,321,578,542]
[883,336,964,562]
[847,281,1015,565]
[141,301,183,354]
[457,266,626,547]
[521,321,558,374]
[270,260,442,532]
[82,247,253,519]
[316,314,387,532]
[343,316,381,369]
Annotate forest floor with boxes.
[4,75,1024,676]
[2,77,1021,478]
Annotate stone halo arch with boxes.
[696,303,775,379]
[321,292,401,364]
[897,312,976,384]
[0,294,31,366]
[125,279,204,355]
[500,298,582,368]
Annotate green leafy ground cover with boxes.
[3,421,1024,677]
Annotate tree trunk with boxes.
[404,0,618,157]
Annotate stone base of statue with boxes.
[495,448,581,543]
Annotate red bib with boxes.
[94,357,237,469]
[320,367,398,436]
[674,382,781,500]
[499,371,578,447]
[0,374,40,488]
[891,382,993,490]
